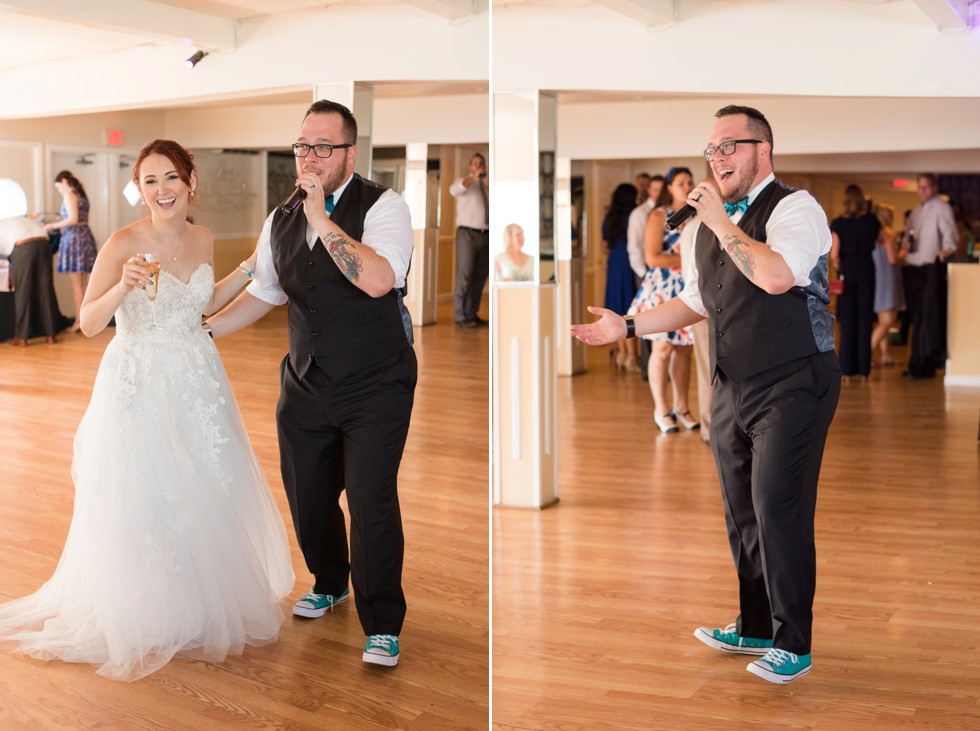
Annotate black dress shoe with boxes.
[472,316,489,327]
[456,319,477,329]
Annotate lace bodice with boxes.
[116,263,214,339]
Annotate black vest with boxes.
[696,179,820,382]
[271,174,410,381]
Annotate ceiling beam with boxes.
[593,0,674,28]
[0,0,237,51]
[908,0,969,30]
[403,0,475,21]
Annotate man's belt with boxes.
[459,225,489,234]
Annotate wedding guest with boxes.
[870,203,904,367]
[626,167,698,433]
[830,185,880,381]
[496,223,534,282]
[0,215,62,346]
[45,171,98,333]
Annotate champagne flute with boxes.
[140,253,162,330]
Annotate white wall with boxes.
[556,95,980,161]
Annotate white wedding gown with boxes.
[0,263,294,680]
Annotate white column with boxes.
[555,156,587,375]
[313,82,374,179]
[492,90,559,509]
[404,143,439,326]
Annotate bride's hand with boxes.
[120,256,151,292]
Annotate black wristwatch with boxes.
[624,316,636,339]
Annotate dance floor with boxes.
[0,303,489,730]
[494,345,980,730]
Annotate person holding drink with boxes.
[0,139,293,680]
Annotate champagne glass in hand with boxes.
[140,253,163,330]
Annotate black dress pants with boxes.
[902,261,947,377]
[710,351,840,656]
[276,348,417,636]
[9,239,61,340]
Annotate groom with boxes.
[207,99,416,667]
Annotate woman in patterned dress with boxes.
[45,171,98,332]
[627,167,699,434]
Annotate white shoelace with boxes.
[368,634,397,650]
[763,648,798,667]
[301,592,339,611]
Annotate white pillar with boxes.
[555,156,587,375]
[492,91,559,509]
[313,82,374,179]
[404,143,439,327]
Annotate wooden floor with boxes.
[0,302,488,730]
[493,345,980,730]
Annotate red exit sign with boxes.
[105,129,124,146]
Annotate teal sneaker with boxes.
[694,623,773,655]
[362,634,399,667]
[747,648,812,684]
[292,587,349,618]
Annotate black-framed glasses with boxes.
[291,143,353,159]
[703,139,762,161]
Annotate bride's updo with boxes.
[133,139,196,188]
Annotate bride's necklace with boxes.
[155,234,184,262]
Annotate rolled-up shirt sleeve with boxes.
[246,212,287,306]
[363,189,414,289]
[765,191,832,287]
[677,221,709,317]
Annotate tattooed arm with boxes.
[716,227,795,295]
[315,223,396,297]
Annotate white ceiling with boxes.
[0,0,487,117]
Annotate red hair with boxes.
[133,139,196,188]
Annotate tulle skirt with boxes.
[0,330,294,680]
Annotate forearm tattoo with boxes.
[722,234,756,281]
[324,232,364,282]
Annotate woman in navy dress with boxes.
[602,183,640,371]
[830,185,881,380]
[46,170,98,333]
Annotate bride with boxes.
[0,140,294,680]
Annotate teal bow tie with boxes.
[724,197,749,216]
[325,194,335,214]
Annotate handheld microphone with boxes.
[665,204,696,231]
[280,186,307,216]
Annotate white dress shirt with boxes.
[679,173,832,317]
[904,195,958,266]
[627,198,655,279]
[248,175,414,306]
[449,176,489,230]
